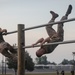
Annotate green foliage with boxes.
[6,58,17,71]
[60,59,75,65]
[35,56,47,64]
[25,51,34,71]
[35,55,56,65]
[6,51,34,72]
[61,59,69,65]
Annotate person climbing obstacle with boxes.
[0,28,17,60]
[32,5,72,57]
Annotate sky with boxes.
[0,0,75,64]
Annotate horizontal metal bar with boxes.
[2,18,75,35]
[2,30,17,35]
[25,40,75,48]
[25,18,75,31]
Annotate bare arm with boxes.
[40,37,51,46]
[32,38,44,47]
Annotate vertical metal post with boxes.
[72,52,75,70]
[5,58,6,75]
[17,24,25,75]
[2,55,4,75]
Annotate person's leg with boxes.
[65,5,72,17]
[6,43,17,54]
[57,5,72,40]
[0,42,17,60]
[36,5,72,57]
[36,11,59,57]
[2,50,17,61]
[46,11,59,38]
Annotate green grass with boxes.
[25,72,75,75]
[26,73,50,75]
[0,72,74,75]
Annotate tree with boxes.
[25,51,34,71]
[6,44,17,75]
[6,58,17,75]
[50,62,56,65]
[35,55,52,65]
[69,60,75,65]
[61,59,69,65]
[6,51,34,75]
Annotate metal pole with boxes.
[24,18,75,31]
[5,58,6,75]
[72,52,75,70]
[25,40,75,48]
[2,55,4,75]
[17,24,25,75]
[2,18,75,35]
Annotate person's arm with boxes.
[40,37,51,46]
[2,29,7,32]
[32,38,44,47]
[2,29,7,35]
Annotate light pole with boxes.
[72,52,75,70]
[5,58,6,75]
[2,55,4,75]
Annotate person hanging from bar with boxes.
[32,5,72,57]
[0,28,17,60]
